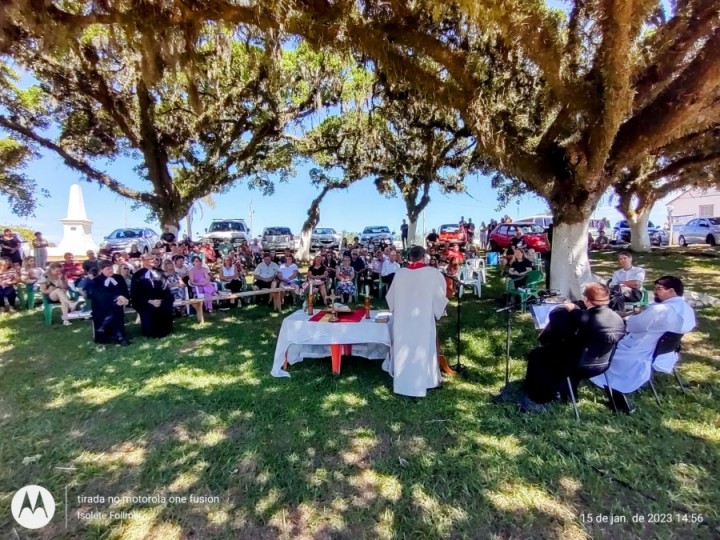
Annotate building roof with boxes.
[666,186,720,206]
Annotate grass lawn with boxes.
[1,250,718,539]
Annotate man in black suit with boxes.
[521,282,625,409]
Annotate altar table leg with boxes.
[331,344,342,375]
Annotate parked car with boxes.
[678,217,720,246]
[100,228,160,254]
[311,227,341,250]
[438,223,467,248]
[359,225,394,247]
[515,215,554,229]
[201,219,250,249]
[612,220,668,245]
[261,226,295,251]
[488,223,549,254]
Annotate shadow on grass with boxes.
[0,274,718,539]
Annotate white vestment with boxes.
[591,296,696,393]
[383,266,448,397]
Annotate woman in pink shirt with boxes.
[188,256,216,313]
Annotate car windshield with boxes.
[209,222,244,232]
[440,225,460,233]
[108,229,143,239]
[518,224,545,234]
[709,218,720,225]
[648,221,656,228]
[264,227,291,236]
[313,228,336,234]
[363,227,390,234]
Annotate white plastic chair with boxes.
[458,266,481,297]
[465,258,486,283]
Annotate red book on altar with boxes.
[309,309,366,323]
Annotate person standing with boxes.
[32,232,49,269]
[465,218,475,246]
[131,254,174,338]
[90,260,131,345]
[400,219,409,249]
[478,221,488,250]
[1,229,22,267]
[383,246,448,397]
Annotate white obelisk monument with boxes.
[56,184,98,255]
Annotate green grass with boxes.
[0,251,719,539]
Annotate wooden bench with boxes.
[175,286,294,323]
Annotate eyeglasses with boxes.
[653,285,667,291]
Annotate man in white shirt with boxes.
[380,251,401,290]
[383,246,448,397]
[278,254,300,305]
[608,251,646,312]
[253,253,281,308]
[591,275,696,410]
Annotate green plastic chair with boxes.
[506,270,545,312]
[16,283,37,310]
[42,289,81,325]
[626,288,650,310]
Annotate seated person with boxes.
[443,256,460,298]
[90,260,131,345]
[39,262,79,325]
[188,256,217,313]
[350,249,368,292]
[253,253,281,309]
[218,256,245,294]
[118,263,133,291]
[83,250,99,273]
[278,254,300,304]
[21,256,44,291]
[594,229,609,249]
[335,255,356,303]
[440,245,464,264]
[510,230,527,251]
[426,229,439,248]
[508,249,533,287]
[0,257,19,313]
[521,283,625,409]
[60,252,85,286]
[525,247,538,266]
[111,252,127,274]
[302,255,329,303]
[163,259,187,300]
[173,255,189,283]
[590,276,696,412]
[587,231,595,251]
[199,241,216,264]
[608,251,645,312]
[380,251,401,291]
[128,243,143,262]
[499,244,515,274]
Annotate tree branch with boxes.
[0,115,153,203]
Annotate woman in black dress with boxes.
[90,260,130,345]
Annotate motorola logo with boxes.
[11,485,55,529]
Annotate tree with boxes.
[615,124,720,251]
[0,136,41,217]
[301,76,476,247]
[5,2,720,297]
[0,19,344,230]
[185,195,216,242]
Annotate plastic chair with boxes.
[566,343,619,422]
[625,288,649,310]
[16,283,38,310]
[458,266,480,297]
[42,289,80,325]
[648,331,685,405]
[465,258,487,283]
[506,270,544,312]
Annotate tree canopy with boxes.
[0,15,345,227]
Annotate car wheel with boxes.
[678,235,687,247]
[489,240,500,252]
[708,235,717,247]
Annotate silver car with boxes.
[261,226,295,251]
[678,217,720,246]
[100,228,160,254]
[359,225,393,247]
[311,227,341,250]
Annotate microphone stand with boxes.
[442,272,468,377]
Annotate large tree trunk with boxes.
[407,218,418,246]
[550,221,594,300]
[296,186,331,262]
[629,209,651,252]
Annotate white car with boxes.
[359,225,394,247]
[678,217,720,246]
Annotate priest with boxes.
[90,260,131,345]
[383,246,448,397]
[131,254,174,338]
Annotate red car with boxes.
[488,223,549,254]
[438,224,467,248]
